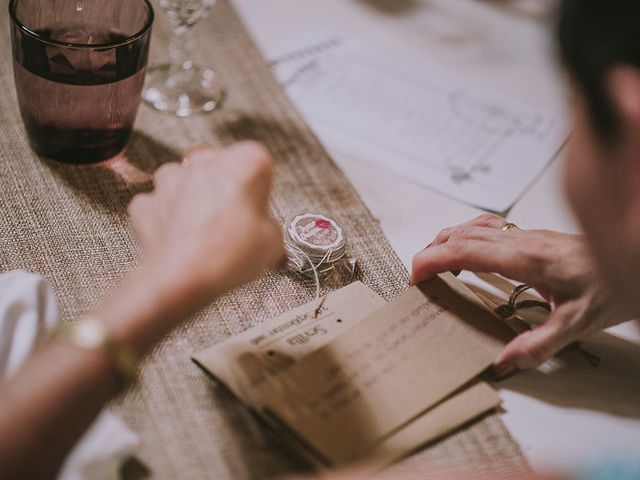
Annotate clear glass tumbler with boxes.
[10,0,154,164]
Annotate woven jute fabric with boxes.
[0,1,532,478]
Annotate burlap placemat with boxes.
[0,1,532,478]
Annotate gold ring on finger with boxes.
[502,222,518,231]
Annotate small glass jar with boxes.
[285,213,356,283]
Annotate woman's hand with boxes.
[411,214,617,372]
[105,141,287,353]
[128,141,286,309]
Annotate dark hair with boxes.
[557,0,640,139]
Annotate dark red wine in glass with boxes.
[9,0,154,164]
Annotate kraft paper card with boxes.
[193,281,387,403]
[194,277,506,468]
[359,381,500,471]
[252,275,512,465]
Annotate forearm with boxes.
[0,261,209,479]
[0,342,117,478]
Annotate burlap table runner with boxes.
[0,1,532,478]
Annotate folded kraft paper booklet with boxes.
[193,274,514,471]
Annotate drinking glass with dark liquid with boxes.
[9,0,154,164]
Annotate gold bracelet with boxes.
[56,317,140,390]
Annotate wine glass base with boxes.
[142,63,226,117]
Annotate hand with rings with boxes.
[410,214,620,376]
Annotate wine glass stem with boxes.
[169,26,196,73]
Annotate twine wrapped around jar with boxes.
[284,213,354,316]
